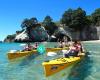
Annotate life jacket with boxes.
[76,44,81,51]
[71,46,76,51]
[33,43,38,49]
[70,45,79,52]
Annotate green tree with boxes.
[61,8,89,31]
[61,8,73,26]
[70,8,87,30]
[21,17,38,29]
[92,8,100,26]
[30,17,38,26]
[85,15,93,26]
[61,8,91,40]
[21,17,38,39]
[21,18,30,29]
[42,16,58,35]
[7,34,16,39]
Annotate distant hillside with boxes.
[4,34,16,42]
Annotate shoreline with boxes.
[2,40,100,43]
[83,40,100,43]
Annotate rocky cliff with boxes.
[4,25,99,42]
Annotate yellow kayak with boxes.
[7,50,37,60]
[42,52,85,77]
[8,47,68,60]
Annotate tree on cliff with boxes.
[61,8,91,40]
[21,17,38,39]
[21,17,38,29]
[61,8,89,31]
[4,34,16,42]
[61,8,73,26]
[42,16,58,35]
[86,15,93,25]
[92,8,100,26]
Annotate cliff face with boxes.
[4,25,99,42]
[29,26,49,41]
[96,26,100,40]
[15,30,29,42]
[58,26,99,41]
[14,26,49,42]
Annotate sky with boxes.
[0,0,100,41]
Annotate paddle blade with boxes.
[37,44,46,54]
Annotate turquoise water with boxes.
[0,42,100,80]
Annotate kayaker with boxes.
[59,41,64,48]
[73,41,84,52]
[63,36,68,47]
[78,42,84,53]
[64,41,82,57]
[24,43,32,51]
[33,42,38,49]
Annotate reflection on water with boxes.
[67,52,93,80]
[18,53,39,67]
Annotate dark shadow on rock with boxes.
[67,52,93,80]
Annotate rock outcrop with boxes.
[49,27,72,42]
[29,26,49,42]
[15,30,29,42]
[4,34,16,42]
[50,25,99,41]
[12,26,49,42]
[4,25,99,42]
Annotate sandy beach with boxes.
[83,40,100,43]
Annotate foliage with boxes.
[92,8,100,26]
[21,17,39,39]
[42,16,58,35]
[7,34,16,39]
[61,9,73,26]
[21,17,38,29]
[61,8,90,31]
[86,15,93,25]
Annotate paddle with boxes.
[37,44,46,54]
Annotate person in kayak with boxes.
[24,43,32,51]
[58,37,69,48]
[73,41,84,53]
[63,36,69,47]
[64,41,82,57]
[59,41,64,48]
[33,42,39,49]
[77,41,84,53]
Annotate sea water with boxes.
[0,42,100,80]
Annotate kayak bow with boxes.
[42,52,85,77]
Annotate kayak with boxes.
[42,52,85,77]
[7,47,68,60]
[7,50,37,60]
